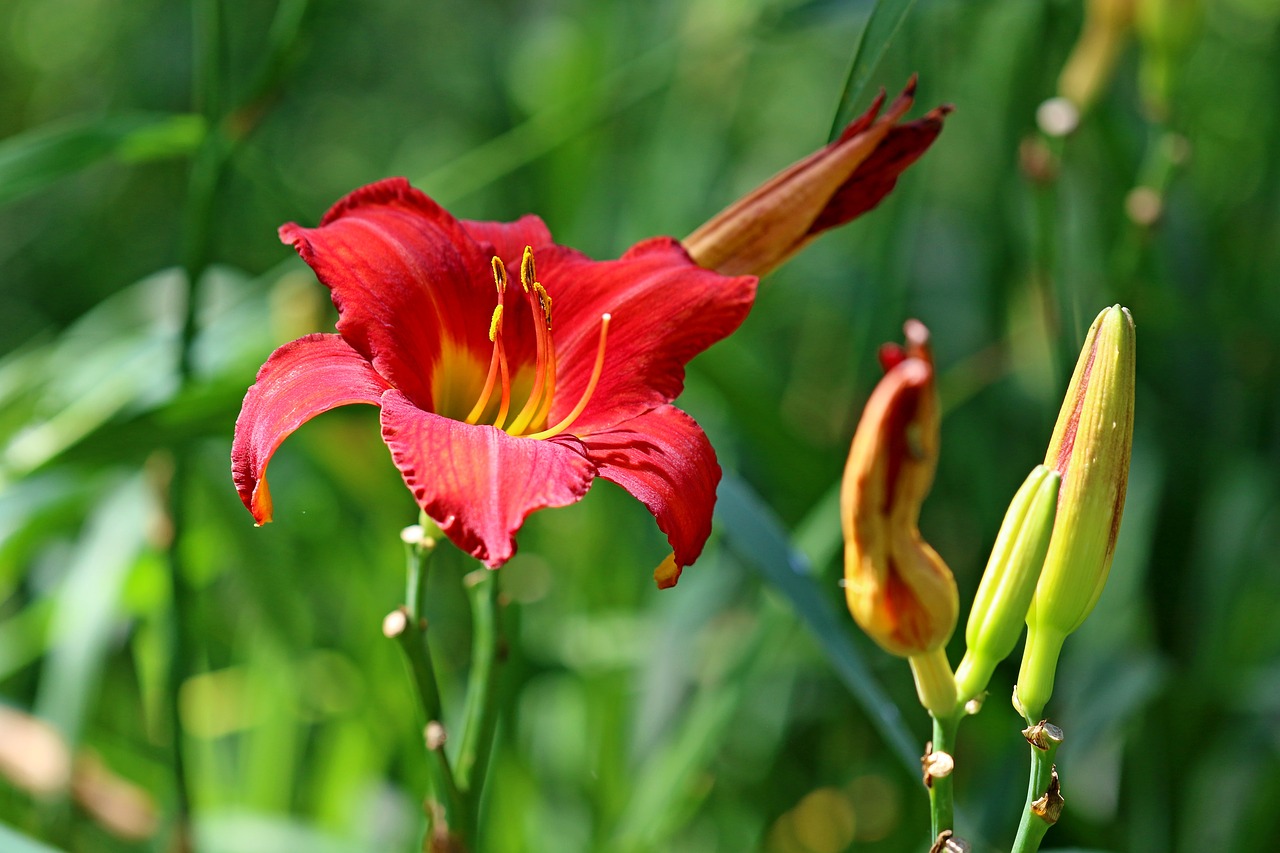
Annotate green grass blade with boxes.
[829,0,920,139]
[716,474,920,775]
[0,114,205,207]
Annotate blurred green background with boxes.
[2,0,1278,851]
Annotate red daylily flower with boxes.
[232,178,757,585]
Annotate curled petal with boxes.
[537,238,757,434]
[232,334,392,524]
[578,405,721,583]
[279,178,497,409]
[379,390,597,567]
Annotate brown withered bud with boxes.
[842,321,958,715]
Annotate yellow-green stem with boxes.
[395,525,470,850]
[456,568,501,825]
[928,711,960,841]
[1010,722,1064,853]
[909,646,958,717]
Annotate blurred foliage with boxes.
[1,0,1279,852]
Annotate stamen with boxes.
[527,313,610,440]
[532,345,558,429]
[533,283,552,329]
[492,255,507,293]
[493,339,512,430]
[465,304,504,424]
[530,282,558,428]
[488,304,503,341]
[520,246,535,292]
[506,280,557,435]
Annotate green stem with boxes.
[928,711,961,841]
[1010,721,1064,853]
[455,568,500,802]
[393,525,470,850]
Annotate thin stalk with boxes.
[392,526,470,850]
[455,568,500,802]
[928,711,961,841]
[1010,721,1064,853]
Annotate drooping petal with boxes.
[279,178,497,410]
[577,405,721,580]
[536,237,757,434]
[379,389,597,567]
[232,334,393,524]
[462,215,555,263]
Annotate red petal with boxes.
[380,390,597,567]
[835,88,889,143]
[279,178,497,410]
[232,334,392,523]
[462,215,554,262]
[537,238,756,433]
[577,405,721,572]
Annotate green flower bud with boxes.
[954,465,1060,704]
[1015,306,1136,720]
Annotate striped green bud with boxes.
[1015,306,1136,721]
[954,465,1060,704]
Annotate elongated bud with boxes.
[953,465,1059,703]
[842,321,958,715]
[684,77,949,278]
[1015,306,1136,720]
[1059,0,1137,112]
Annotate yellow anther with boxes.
[491,256,507,293]
[520,246,536,292]
[533,282,553,330]
[488,304,503,342]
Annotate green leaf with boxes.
[0,822,67,853]
[34,474,154,741]
[716,474,920,775]
[829,0,920,139]
[0,113,205,206]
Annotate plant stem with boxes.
[928,710,961,841]
[1010,721,1064,853]
[392,524,469,850]
[455,568,500,802]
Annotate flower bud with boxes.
[842,320,958,715]
[953,465,1059,703]
[1015,306,1135,720]
[1058,0,1137,112]
[683,77,950,278]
